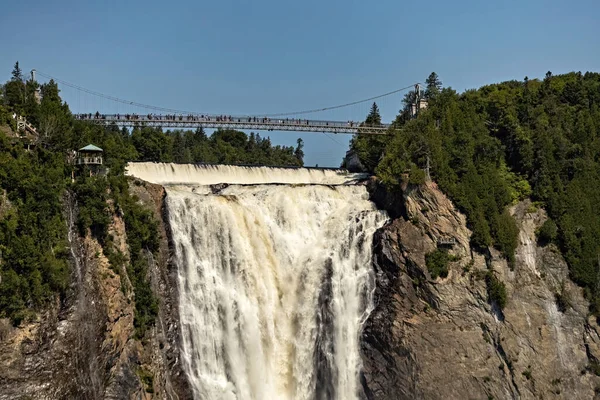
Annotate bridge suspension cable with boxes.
[35,70,201,115]
[261,83,419,117]
[35,70,418,118]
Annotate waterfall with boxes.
[140,163,386,400]
[126,162,369,186]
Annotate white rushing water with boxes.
[126,162,369,186]
[156,165,386,400]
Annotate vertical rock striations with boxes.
[362,179,600,400]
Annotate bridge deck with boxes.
[75,114,391,135]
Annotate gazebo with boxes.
[76,144,104,176]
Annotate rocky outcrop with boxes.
[345,149,367,173]
[0,180,191,400]
[128,179,192,399]
[362,179,600,399]
[0,192,139,399]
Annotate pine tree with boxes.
[194,126,207,142]
[424,72,442,100]
[5,62,26,113]
[11,61,23,82]
[365,102,382,126]
[172,133,186,163]
[24,80,40,124]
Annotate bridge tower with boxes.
[410,83,428,118]
[30,69,41,104]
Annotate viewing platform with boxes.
[76,144,103,165]
[74,144,106,177]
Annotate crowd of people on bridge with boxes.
[75,112,362,128]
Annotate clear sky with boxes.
[1,0,598,167]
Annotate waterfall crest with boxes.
[126,162,368,186]
[157,165,386,400]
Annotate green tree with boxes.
[11,62,23,81]
[38,80,72,148]
[23,80,40,124]
[537,218,558,244]
[365,102,382,126]
[171,131,188,163]
[401,90,417,114]
[348,103,390,171]
[4,62,26,114]
[424,72,442,100]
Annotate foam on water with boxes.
[151,164,386,400]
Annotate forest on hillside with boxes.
[351,70,600,313]
[0,62,303,327]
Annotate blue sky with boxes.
[1,0,598,166]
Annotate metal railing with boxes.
[76,157,103,165]
[74,114,392,135]
[15,115,38,136]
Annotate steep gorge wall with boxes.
[0,181,191,400]
[362,179,600,399]
[3,172,600,399]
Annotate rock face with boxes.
[362,179,600,399]
[345,149,367,172]
[0,181,191,400]
[3,174,600,399]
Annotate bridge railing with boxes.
[74,114,392,135]
[76,156,103,165]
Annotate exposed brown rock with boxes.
[0,180,191,400]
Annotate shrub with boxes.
[537,218,558,244]
[492,210,519,269]
[409,164,426,185]
[73,177,110,241]
[137,368,154,393]
[426,249,449,279]
[486,272,507,309]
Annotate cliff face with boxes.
[0,181,191,400]
[3,175,600,400]
[362,179,600,399]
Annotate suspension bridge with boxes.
[75,114,390,135]
[34,70,420,135]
